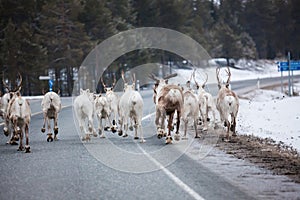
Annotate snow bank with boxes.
[238,89,300,152]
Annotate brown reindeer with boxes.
[150,73,183,144]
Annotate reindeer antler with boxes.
[131,73,136,85]
[216,67,221,87]
[2,74,9,91]
[163,73,177,80]
[112,74,116,89]
[225,66,231,85]
[12,72,22,92]
[149,73,160,82]
[202,73,208,88]
[193,70,199,89]
[121,70,126,84]
[100,77,107,88]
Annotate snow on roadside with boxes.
[238,89,300,152]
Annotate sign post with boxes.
[48,79,53,92]
[288,52,291,96]
[278,55,300,96]
[39,75,53,92]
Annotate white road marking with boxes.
[139,113,206,200]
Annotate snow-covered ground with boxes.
[173,59,300,152]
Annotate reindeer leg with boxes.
[53,113,59,141]
[194,117,200,138]
[41,113,46,133]
[122,120,128,138]
[156,109,164,139]
[25,124,30,153]
[133,118,139,140]
[174,111,181,141]
[231,114,237,137]
[182,119,188,140]
[17,126,24,151]
[111,113,118,133]
[46,117,53,142]
[166,113,174,144]
[88,116,97,138]
[99,116,106,138]
[3,117,10,136]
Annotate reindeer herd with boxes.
[0,66,239,153]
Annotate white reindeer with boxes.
[150,73,183,144]
[94,94,112,138]
[193,71,217,131]
[41,91,62,142]
[216,67,239,140]
[6,77,31,153]
[118,72,145,143]
[74,89,97,141]
[1,74,22,145]
[101,76,119,133]
[181,83,200,139]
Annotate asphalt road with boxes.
[0,76,299,200]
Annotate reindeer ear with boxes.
[226,84,230,88]
[80,88,84,94]
[86,89,90,93]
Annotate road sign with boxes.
[277,61,300,71]
[39,76,50,80]
[49,79,53,92]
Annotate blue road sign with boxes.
[278,61,300,71]
[49,79,53,92]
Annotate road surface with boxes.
[0,77,299,200]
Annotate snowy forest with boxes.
[0,0,300,95]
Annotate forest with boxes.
[0,0,299,95]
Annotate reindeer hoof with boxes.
[157,133,162,139]
[118,130,123,136]
[54,128,58,134]
[140,139,146,143]
[104,127,109,131]
[129,126,134,131]
[3,130,9,137]
[100,134,106,138]
[122,134,128,138]
[10,140,18,145]
[165,136,173,144]
[13,135,19,141]
[195,135,200,138]
[174,134,180,141]
[47,134,53,142]
[134,136,139,140]
[41,128,46,133]
[54,134,59,141]
[111,128,117,133]
[25,146,31,153]
[230,125,235,132]
[85,134,91,141]
[18,146,24,151]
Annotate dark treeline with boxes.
[0,0,299,95]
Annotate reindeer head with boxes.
[101,74,116,93]
[121,71,136,92]
[216,66,231,90]
[149,73,178,104]
[193,70,208,90]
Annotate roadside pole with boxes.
[288,52,291,96]
[278,55,300,95]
